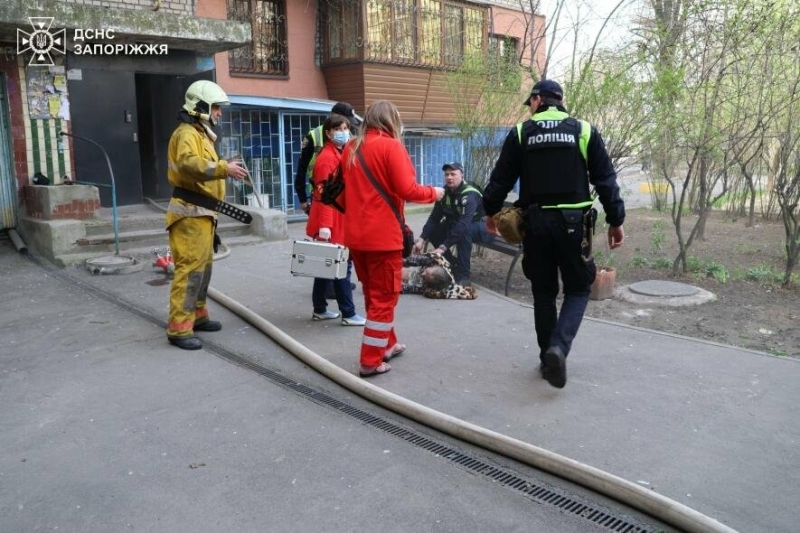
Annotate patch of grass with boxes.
[651,257,672,269]
[592,245,617,268]
[746,266,776,282]
[738,265,791,285]
[629,255,650,267]
[686,255,702,272]
[713,188,766,208]
[707,263,730,282]
[687,255,729,282]
[650,220,666,254]
[768,348,789,357]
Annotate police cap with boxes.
[523,79,564,106]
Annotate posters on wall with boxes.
[26,58,70,121]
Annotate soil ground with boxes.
[471,207,800,358]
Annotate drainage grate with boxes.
[43,260,657,532]
[200,343,656,533]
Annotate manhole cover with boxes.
[628,280,699,297]
[86,255,136,268]
[85,255,142,275]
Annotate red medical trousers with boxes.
[349,249,402,368]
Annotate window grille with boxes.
[228,0,288,76]
[322,0,487,69]
[488,34,521,91]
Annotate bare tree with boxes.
[635,0,795,273]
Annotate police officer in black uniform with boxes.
[414,162,494,285]
[483,80,625,389]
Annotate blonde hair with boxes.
[347,100,403,167]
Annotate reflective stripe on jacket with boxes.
[516,109,594,210]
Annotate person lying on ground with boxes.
[401,253,477,300]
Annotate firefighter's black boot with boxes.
[168,336,203,350]
[193,320,222,332]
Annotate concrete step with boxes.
[72,222,252,255]
[84,215,164,237]
[84,212,252,237]
[84,204,167,237]
[23,201,288,268]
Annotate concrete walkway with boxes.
[2,211,798,532]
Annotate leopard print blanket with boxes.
[402,253,477,300]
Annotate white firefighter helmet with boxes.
[183,80,230,123]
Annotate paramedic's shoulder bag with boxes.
[319,165,345,213]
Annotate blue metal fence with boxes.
[219,105,515,214]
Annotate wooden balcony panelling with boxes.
[323,63,480,127]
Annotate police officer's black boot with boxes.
[542,346,567,388]
[168,336,203,350]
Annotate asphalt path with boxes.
[2,207,798,532]
[0,244,667,532]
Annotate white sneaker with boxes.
[341,314,366,326]
[312,310,340,321]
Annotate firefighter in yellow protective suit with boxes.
[166,80,246,350]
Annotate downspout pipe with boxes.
[8,228,28,253]
[208,286,738,533]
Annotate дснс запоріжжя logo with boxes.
[17,17,66,67]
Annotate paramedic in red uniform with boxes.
[341,100,444,377]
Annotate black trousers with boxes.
[426,219,494,282]
[521,207,596,359]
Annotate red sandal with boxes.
[359,362,391,377]
[384,343,407,362]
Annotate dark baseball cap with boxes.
[442,162,464,172]
[523,79,564,105]
[331,102,363,125]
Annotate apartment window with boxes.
[419,0,441,64]
[324,0,487,68]
[393,0,416,61]
[326,0,360,60]
[463,6,484,58]
[228,0,288,76]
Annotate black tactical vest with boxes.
[522,117,590,204]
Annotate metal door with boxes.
[136,71,213,201]
[68,69,142,206]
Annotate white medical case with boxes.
[291,240,349,279]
